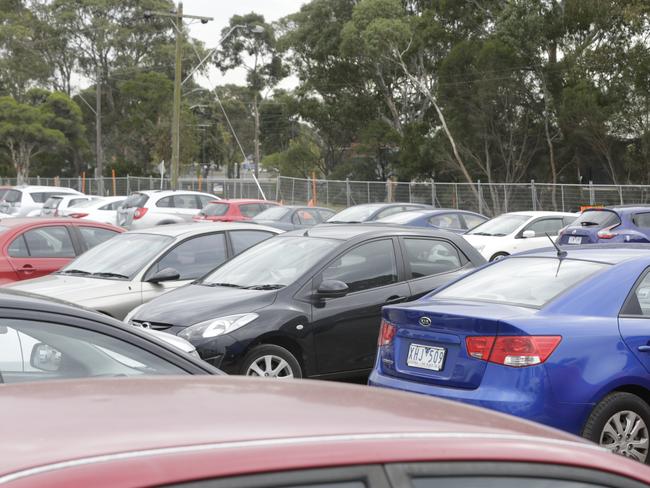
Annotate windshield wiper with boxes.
[58,269,91,276]
[204,282,246,288]
[91,272,129,279]
[246,284,285,290]
[470,232,493,236]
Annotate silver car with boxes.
[117,190,218,229]
[6,223,281,320]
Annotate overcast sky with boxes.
[183,0,307,88]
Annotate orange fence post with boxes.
[112,169,116,196]
[81,172,86,194]
[198,174,203,193]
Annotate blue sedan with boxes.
[376,208,488,233]
[370,245,650,463]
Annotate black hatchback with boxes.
[127,225,485,380]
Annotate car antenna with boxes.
[303,229,309,237]
[545,232,567,259]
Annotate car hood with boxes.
[463,234,504,246]
[132,284,278,327]
[5,274,127,301]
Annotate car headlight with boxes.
[124,304,144,325]
[178,313,258,341]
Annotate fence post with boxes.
[275,175,280,201]
[346,178,351,207]
[307,177,311,204]
[619,185,624,205]
[291,178,295,204]
[126,175,131,195]
[503,183,508,213]
[589,180,595,205]
[454,183,459,209]
[77,176,81,193]
[477,180,483,215]
[531,179,537,211]
[431,179,436,207]
[326,180,329,206]
[561,185,565,211]
[367,181,371,203]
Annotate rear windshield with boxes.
[254,206,290,221]
[467,214,529,236]
[573,210,620,228]
[434,257,609,308]
[3,190,22,203]
[43,197,63,209]
[377,211,427,224]
[200,202,229,216]
[123,193,149,208]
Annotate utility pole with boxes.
[144,4,213,190]
[95,66,103,195]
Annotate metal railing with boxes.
[3,176,649,216]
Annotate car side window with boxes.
[525,218,564,236]
[624,272,650,316]
[69,198,88,207]
[230,230,274,255]
[147,233,228,281]
[463,214,487,230]
[376,206,401,219]
[175,194,201,209]
[78,227,119,250]
[317,208,335,221]
[23,226,75,258]
[295,209,320,226]
[156,196,174,208]
[198,195,214,207]
[403,238,462,279]
[429,213,463,230]
[322,239,398,293]
[0,319,185,384]
[633,212,650,228]
[412,476,609,487]
[8,235,29,258]
[240,204,262,218]
[563,216,577,226]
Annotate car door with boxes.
[140,233,229,304]
[512,217,565,253]
[400,237,470,299]
[311,238,410,375]
[619,269,650,373]
[7,226,78,280]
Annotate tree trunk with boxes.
[253,92,261,178]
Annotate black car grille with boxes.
[132,320,173,331]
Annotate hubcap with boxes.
[600,410,649,462]
[246,355,293,379]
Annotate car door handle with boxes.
[19,265,34,274]
[385,296,407,304]
[638,345,650,352]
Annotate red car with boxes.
[193,198,280,222]
[0,376,647,487]
[0,218,122,284]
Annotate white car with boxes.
[0,186,83,217]
[464,211,577,261]
[116,190,218,229]
[61,196,126,225]
[40,195,97,217]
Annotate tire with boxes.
[582,392,650,464]
[240,344,302,379]
[489,252,509,262]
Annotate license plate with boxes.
[568,236,582,244]
[407,343,446,371]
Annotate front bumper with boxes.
[369,365,593,436]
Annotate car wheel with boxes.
[489,252,509,262]
[241,344,302,379]
[582,392,650,464]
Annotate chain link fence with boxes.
[3,175,650,216]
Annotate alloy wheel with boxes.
[245,355,294,378]
[600,410,649,462]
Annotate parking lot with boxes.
[0,185,649,485]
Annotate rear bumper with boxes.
[369,366,593,436]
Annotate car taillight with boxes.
[465,335,561,367]
[69,213,88,218]
[133,207,148,220]
[597,225,618,239]
[378,320,396,346]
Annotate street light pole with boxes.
[171,2,183,190]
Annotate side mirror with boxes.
[316,280,349,299]
[146,267,180,284]
[522,230,536,239]
[30,343,62,372]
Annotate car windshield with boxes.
[200,202,228,216]
[253,206,290,221]
[434,257,609,307]
[200,236,339,288]
[573,210,620,228]
[60,233,173,279]
[122,193,149,208]
[328,205,385,223]
[467,214,530,236]
[377,211,429,224]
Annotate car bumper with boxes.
[368,367,593,436]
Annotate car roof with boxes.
[0,375,605,480]
[505,211,577,217]
[517,243,650,264]
[0,218,119,229]
[605,206,650,213]
[211,199,278,204]
[10,185,81,192]
[282,223,462,241]
[134,190,217,197]
[127,222,281,238]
